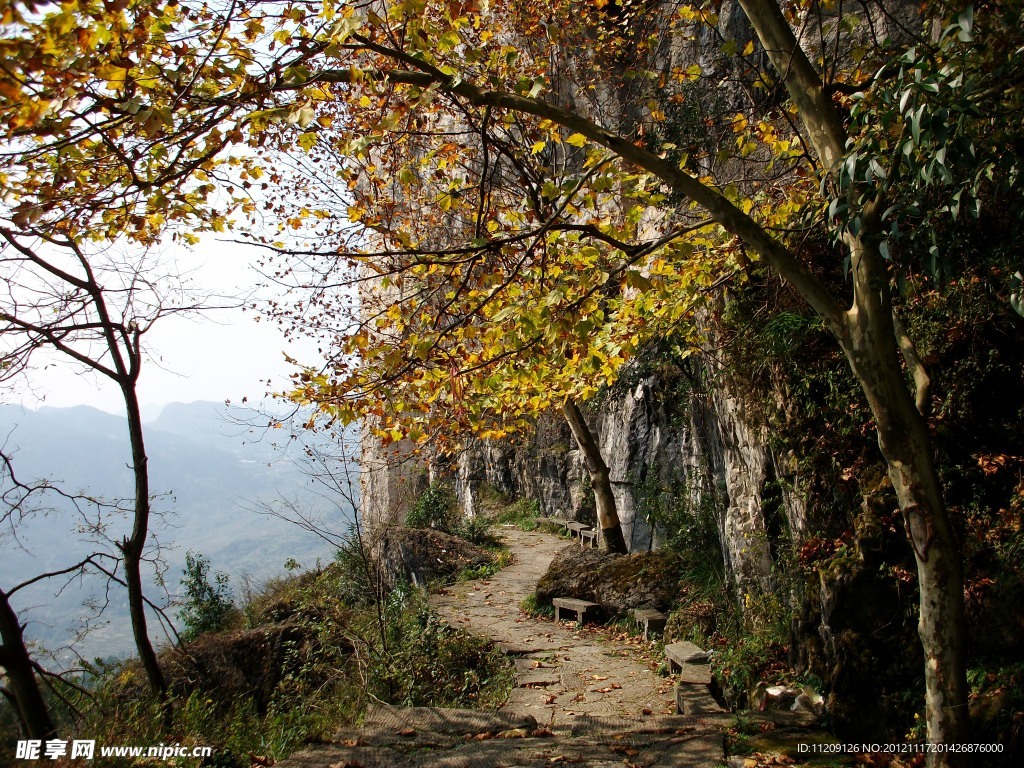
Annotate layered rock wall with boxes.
[456,357,807,596]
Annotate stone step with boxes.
[361,703,538,735]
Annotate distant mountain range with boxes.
[0,401,356,663]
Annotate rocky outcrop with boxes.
[534,545,683,617]
[456,359,805,597]
[377,527,493,589]
[159,623,340,714]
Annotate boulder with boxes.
[535,545,682,616]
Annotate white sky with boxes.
[15,237,324,416]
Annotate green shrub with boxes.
[406,482,460,533]
[493,498,540,530]
[178,551,237,642]
[460,514,498,546]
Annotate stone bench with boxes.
[565,521,590,539]
[579,529,598,548]
[665,641,712,684]
[551,597,601,625]
[664,641,722,715]
[632,608,667,640]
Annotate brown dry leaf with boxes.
[339,738,365,747]
[496,728,530,739]
[398,728,416,737]
[590,674,609,681]
[531,728,554,738]
[473,731,494,741]
[611,682,622,690]
[544,694,558,704]
[249,754,274,766]
[641,707,653,715]
[609,745,641,757]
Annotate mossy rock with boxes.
[665,599,719,642]
[161,622,337,713]
[535,546,682,616]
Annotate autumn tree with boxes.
[248,0,1024,759]
[0,0,273,706]
[2,0,1020,758]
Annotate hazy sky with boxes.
[15,237,323,416]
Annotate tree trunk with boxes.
[0,588,57,740]
[118,384,168,706]
[731,2,970,760]
[840,276,969,759]
[562,399,628,554]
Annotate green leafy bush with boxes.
[178,551,237,642]
[406,481,460,533]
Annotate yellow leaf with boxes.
[566,133,587,148]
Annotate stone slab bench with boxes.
[551,597,601,625]
[675,683,725,715]
[664,641,722,715]
[565,521,591,539]
[579,529,598,548]
[665,641,712,684]
[632,608,667,640]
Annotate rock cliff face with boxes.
[455,358,807,596]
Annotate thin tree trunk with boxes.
[0,588,57,740]
[118,383,168,707]
[562,399,628,554]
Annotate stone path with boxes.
[433,528,689,726]
[278,527,730,767]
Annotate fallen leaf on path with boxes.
[590,675,609,681]
[544,694,557,704]
[609,745,640,756]
[398,728,416,737]
[496,728,530,739]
